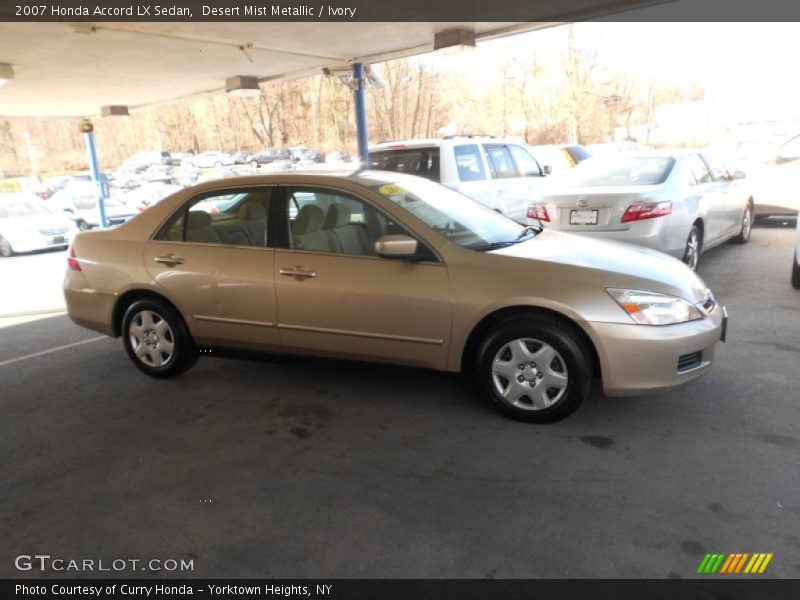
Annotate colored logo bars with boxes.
[697,553,773,574]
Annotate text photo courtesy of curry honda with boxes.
[1,2,800,592]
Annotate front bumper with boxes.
[8,231,72,253]
[584,305,726,396]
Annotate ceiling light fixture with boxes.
[101,105,130,117]
[433,28,476,52]
[226,75,261,98]
[0,63,14,86]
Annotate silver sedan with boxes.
[526,151,753,270]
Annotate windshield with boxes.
[371,177,534,251]
[0,198,51,218]
[568,157,675,186]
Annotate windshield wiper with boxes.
[471,241,518,252]
[515,225,542,240]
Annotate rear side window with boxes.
[485,145,519,179]
[369,149,440,181]
[454,144,486,182]
[156,188,272,247]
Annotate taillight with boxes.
[527,203,550,222]
[67,245,81,271]
[621,201,672,223]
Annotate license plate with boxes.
[570,209,598,225]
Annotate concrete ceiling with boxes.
[0,3,662,118]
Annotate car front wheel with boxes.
[792,255,800,289]
[476,316,592,423]
[732,203,752,243]
[122,298,197,378]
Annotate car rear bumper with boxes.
[63,270,116,336]
[583,306,725,396]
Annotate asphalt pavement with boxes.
[1,222,798,579]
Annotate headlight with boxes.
[607,288,703,325]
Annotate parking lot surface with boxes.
[1,223,798,578]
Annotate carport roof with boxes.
[0,3,658,118]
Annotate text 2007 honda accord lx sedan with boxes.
[64,171,727,423]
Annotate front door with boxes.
[273,186,452,370]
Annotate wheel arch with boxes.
[459,305,601,379]
[112,288,188,337]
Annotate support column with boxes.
[352,62,369,165]
[80,121,107,229]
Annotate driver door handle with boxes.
[154,254,184,266]
[280,266,317,279]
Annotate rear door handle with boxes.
[154,254,184,266]
[280,266,317,279]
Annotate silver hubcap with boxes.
[129,310,175,367]
[491,338,569,411]
[684,231,699,270]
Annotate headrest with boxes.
[238,202,266,221]
[187,211,211,229]
[292,204,326,234]
[324,203,352,229]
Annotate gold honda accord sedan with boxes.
[64,171,727,422]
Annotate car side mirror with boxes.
[374,234,418,259]
[542,165,552,175]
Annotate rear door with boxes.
[687,153,727,244]
[143,187,279,350]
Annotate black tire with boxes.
[249,160,258,169]
[792,254,800,289]
[732,202,753,244]
[0,236,14,257]
[121,298,197,378]
[682,224,703,271]
[475,315,592,423]
[76,220,91,232]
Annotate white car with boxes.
[188,151,236,169]
[792,214,800,289]
[50,183,138,230]
[0,193,76,256]
[369,136,550,222]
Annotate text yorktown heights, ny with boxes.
[31,4,359,18]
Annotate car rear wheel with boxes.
[122,298,197,378]
[249,160,258,168]
[0,236,14,257]
[682,225,702,271]
[792,255,800,289]
[476,316,592,423]
[732,203,753,243]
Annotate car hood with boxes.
[490,229,709,303]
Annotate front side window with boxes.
[687,155,713,185]
[485,145,519,179]
[156,188,271,247]
[285,187,419,257]
[509,145,543,177]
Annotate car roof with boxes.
[370,136,525,151]
[168,170,413,194]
